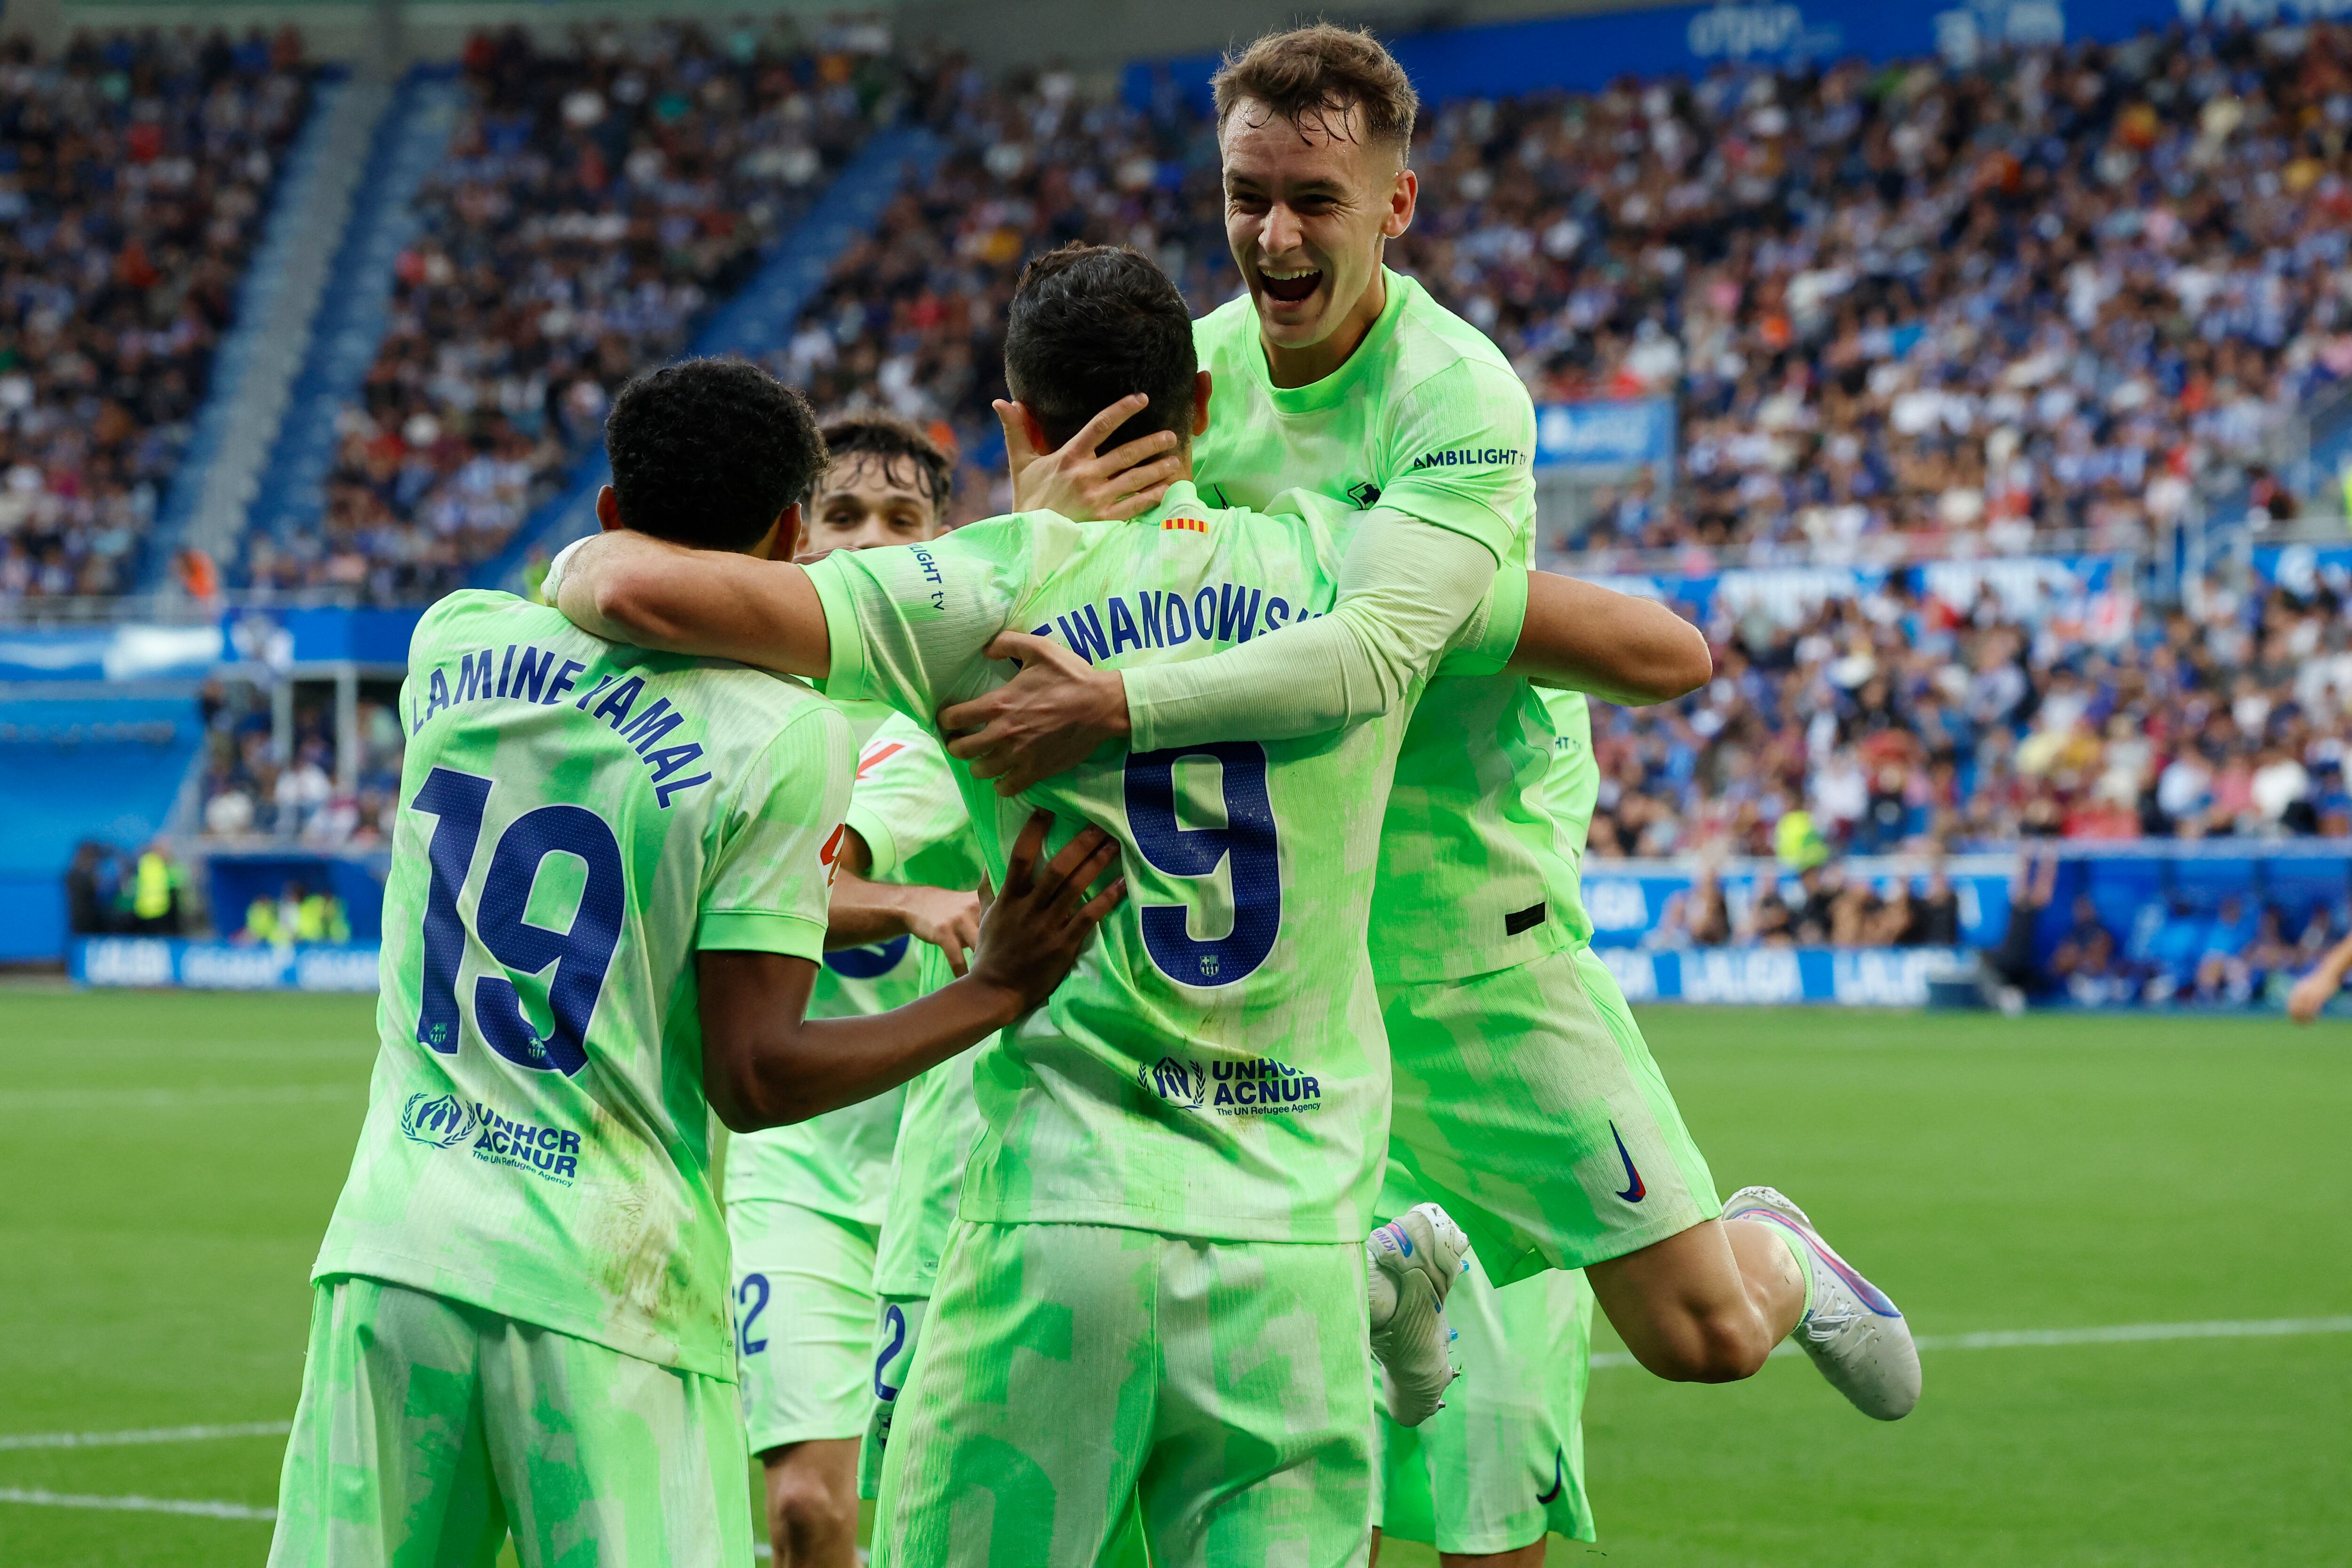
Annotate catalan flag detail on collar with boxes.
[1161,515,1210,534]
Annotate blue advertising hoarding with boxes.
[73,937,381,992]
[1127,1,2206,115]
[1535,400,1675,472]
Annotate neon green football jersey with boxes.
[1192,270,1582,978]
[725,705,984,1222]
[1539,687,1597,940]
[312,590,853,1377]
[806,480,1518,1242]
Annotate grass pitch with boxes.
[0,987,2344,1566]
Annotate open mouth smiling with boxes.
[1258,266,1322,304]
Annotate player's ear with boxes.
[1192,370,1213,438]
[1383,166,1417,239]
[1021,403,1052,459]
[595,485,623,533]
[778,501,807,561]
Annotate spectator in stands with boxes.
[260,20,922,599]
[0,29,312,602]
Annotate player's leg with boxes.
[874,1220,1158,1567]
[1141,1236,1376,1568]
[481,1309,754,1568]
[730,1198,882,1567]
[1375,1174,1596,1566]
[267,1276,508,1568]
[1385,944,1915,1414]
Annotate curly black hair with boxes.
[819,411,955,517]
[604,358,825,550]
[1004,243,1197,457]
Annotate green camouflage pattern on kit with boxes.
[1539,686,1599,940]
[1375,1164,1597,1552]
[872,1221,1373,1568]
[313,591,852,1378]
[1192,270,1578,981]
[268,1276,754,1568]
[808,480,1505,1243]
[726,706,983,1223]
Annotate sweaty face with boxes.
[802,453,941,555]
[1221,98,1414,361]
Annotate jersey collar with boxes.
[1245,267,1415,417]
[1138,479,1205,525]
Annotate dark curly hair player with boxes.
[598,357,828,552]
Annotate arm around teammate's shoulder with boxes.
[1507,572,1712,705]
[554,529,831,676]
[698,812,1125,1131]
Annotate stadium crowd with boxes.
[244,18,918,598]
[765,25,2349,553]
[0,27,312,600]
[1590,567,2352,864]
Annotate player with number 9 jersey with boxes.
[807,481,1517,1246]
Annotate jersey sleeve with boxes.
[802,523,1033,723]
[1372,357,1539,565]
[845,712,971,882]
[1433,565,1530,681]
[696,701,856,959]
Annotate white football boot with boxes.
[1365,1202,1471,1427]
[1722,1186,1921,1420]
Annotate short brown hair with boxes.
[1211,24,1418,159]
[819,411,954,517]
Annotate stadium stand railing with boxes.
[147,71,393,586]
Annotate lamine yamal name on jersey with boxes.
[1026,576,1325,666]
[406,642,715,808]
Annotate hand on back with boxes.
[968,810,1126,1015]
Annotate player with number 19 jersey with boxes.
[312,590,852,1377]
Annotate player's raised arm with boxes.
[553,525,832,677]
[2286,927,2352,1023]
[699,811,1123,1130]
[1505,572,1713,706]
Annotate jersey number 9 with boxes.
[1123,742,1281,987]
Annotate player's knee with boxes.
[1638,1310,1774,1383]
[765,1460,857,1552]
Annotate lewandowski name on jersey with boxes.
[1025,577,1326,665]
[405,640,715,809]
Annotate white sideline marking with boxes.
[1587,1314,2352,1369]
[0,1083,356,1112]
[0,1487,274,1521]
[0,1420,293,1452]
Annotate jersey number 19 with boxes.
[409,766,624,1076]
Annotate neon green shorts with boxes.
[1384,942,1721,1286]
[873,1220,1375,1568]
[727,1199,880,1452]
[267,1275,752,1568]
[1375,1168,1597,1553]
